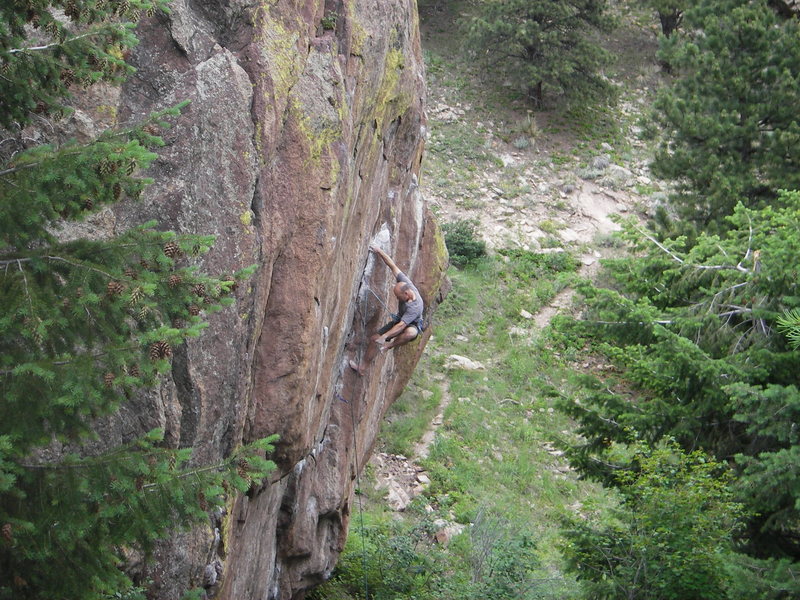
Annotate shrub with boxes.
[442,219,487,267]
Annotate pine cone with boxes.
[198,492,208,511]
[139,259,150,270]
[149,341,172,360]
[1,523,12,544]
[135,476,145,491]
[168,274,183,288]
[125,159,137,175]
[128,364,140,378]
[192,283,206,297]
[163,241,181,258]
[103,372,115,388]
[137,306,150,321]
[128,286,144,305]
[106,281,124,297]
[112,182,123,201]
[60,68,75,87]
[188,304,201,316]
[124,267,137,279]
[64,0,80,19]
[97,159,111,175]
[171,317,186,329]
[45,20,60,38]
[82,197,94,211]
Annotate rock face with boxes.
[104,1,446,598]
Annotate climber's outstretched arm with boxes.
[370,244,400,277]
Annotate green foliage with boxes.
[314,511,446,600]
[442,219,487,267]
[0,3,275,598]
[776,308,800,349]
[0,432,277,599]
[557,194,800,576]
[497,248,580,281]
[648,0,800,229]
[562,443,744,600]
[465,0,617,107]
[0,0,170,128]
[314,508,542,600]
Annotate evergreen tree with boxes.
[0,3,274,598]
[555,193,800,573]
[465,0,616,107]
[649,0,800,230]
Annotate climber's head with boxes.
[393,281,414,302]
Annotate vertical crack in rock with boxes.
[171,343,199,449]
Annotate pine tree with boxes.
[465,0,617,107]
[648,0,800,230]
[556,193,800,575]
[0,3,274,598]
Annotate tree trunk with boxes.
[659,9,682,37]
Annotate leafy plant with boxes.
[562,442,744,600]
[442,219,487,267]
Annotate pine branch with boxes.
[635,224,752,273]
[0,345,140,376]
[17,258,34,316]
[6,31,102,54]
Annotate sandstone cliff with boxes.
[89,1,446,598]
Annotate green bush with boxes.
[442,219,487,267]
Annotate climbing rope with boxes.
[345,390,370,600]
[345,285,371,599]
[364,285,391,314]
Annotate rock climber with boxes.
[350,244,424,375]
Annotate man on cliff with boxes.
[350,245,424,375]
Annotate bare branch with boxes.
[6,31,100,54]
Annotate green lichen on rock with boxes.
[347,4,369,57]
[251,3,303,108]
[371,48,414,135]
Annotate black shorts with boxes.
[378,316,423,341]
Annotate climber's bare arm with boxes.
[369,244,401,276]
